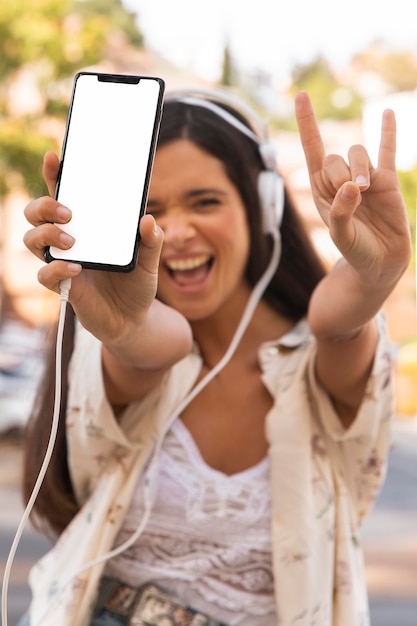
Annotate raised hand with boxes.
[295,91,411,291]
[23,152,192,369]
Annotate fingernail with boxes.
[355,175,368,187]
[59,232,75,247]
[56,205,71,221]
[67,262,81,274]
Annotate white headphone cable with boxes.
[1,278,72,626]
[3,227,281,623]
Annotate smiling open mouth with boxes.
[165,255,213,286]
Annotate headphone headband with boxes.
[165,88,269,138]
[167,95,260,144]
[165,88,278,172]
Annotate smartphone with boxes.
[46,72,165,271]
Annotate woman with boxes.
[20,89,411,625]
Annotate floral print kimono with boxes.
[26,314,393,626]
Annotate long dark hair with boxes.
[23,95,327,535]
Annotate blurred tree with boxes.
[353,47,417,93]
[0,0,144,197]
[290,55,363,121]
[75,0,144,48]
[398,167,417,265]
[380,53,417,92]
[220,44,234,87]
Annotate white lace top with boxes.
[106,418,276,624]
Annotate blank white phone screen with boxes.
[49,74,163,269]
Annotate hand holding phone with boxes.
[46,72,165,272]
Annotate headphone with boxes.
[164,88,285,236]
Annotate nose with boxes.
[158,208,196,245]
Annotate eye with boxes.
[146,203,163,219]
[192,195,222,211]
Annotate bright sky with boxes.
[123,0,417,83]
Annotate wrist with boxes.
[103,302,193,371]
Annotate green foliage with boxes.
[0,116,53,196]
[75,0,144,47]
[0,0,69,76]
[290,56,363,121]
[398,167,417,265]
[220,45,235,87]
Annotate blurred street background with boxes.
[1,0,417,624]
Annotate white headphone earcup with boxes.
[257,171,284,234]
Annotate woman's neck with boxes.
[191,298,292,369]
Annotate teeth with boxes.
[166,255,210,271]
